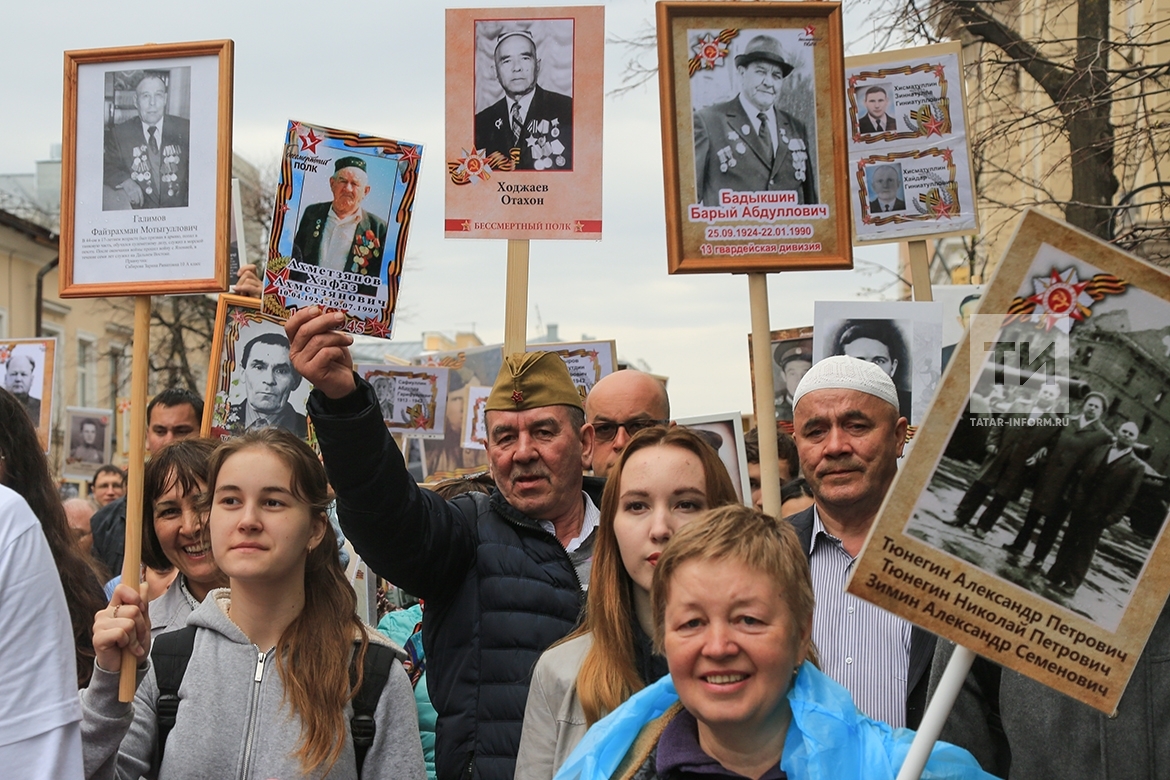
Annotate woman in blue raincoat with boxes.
[553,505,998,780]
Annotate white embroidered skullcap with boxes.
[792,355,900,412]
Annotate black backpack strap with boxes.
[350,641,395,777]
[150,625,198,766]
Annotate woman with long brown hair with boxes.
[82,429,425,779]
[515,427,740,780]
[0,387,108,688]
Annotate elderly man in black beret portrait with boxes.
[693,33,817,206]
[292,156,389,277]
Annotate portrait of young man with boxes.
[473,25,574,171]
[222,330,308,438]
[858,84,896,134]
[102,69,190,210]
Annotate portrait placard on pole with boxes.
[203,294,314,445]
[849,210,1170,713]
[845,41,979,244]
[0,338,57,453]
[261,121,422,339]
[444,6,605,240]
[60,40,233,297]
[355,364,451,440]
[657,2,852,273]
[525,339,617,402]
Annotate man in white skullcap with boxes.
[785,355,935,730]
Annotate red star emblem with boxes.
[290,121,302,135]
[933,64,946,78]
[368,318,391,338]
[573,221,584,232]
[922,113,946,137]
[461,220,471,231]
[278,203,290,214]
[931,198,954,218]
[230,310,251,327]
[511,390,524,403]
[941,148,954,164]
[848,75,859,87]
[264,264,290,297]
[399,144,420,165]
[299,129,323,154]
[803,25,815,36]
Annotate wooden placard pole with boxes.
[503,239,531,355]
[119,295,151,701]
[747,273,782,519]
[908,240,934,302]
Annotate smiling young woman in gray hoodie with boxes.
[81,429,426,780]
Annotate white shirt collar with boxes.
[506,90,537,125]
[538,491,600,553]
[140,116,165,144]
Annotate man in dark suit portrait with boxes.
[223,332,308,438]
[858,85,897,134]
[1045,421,1145,596]
[474,29,573,171]
[1004,390,1114,567]
[292,156,389,277]
[693,34,817,206]
[4,351,40,422]
[868,164,906,214]
[103,73,190,210]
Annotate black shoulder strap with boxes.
[350,642,395,776]
[151,625,198,766]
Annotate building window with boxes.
[78,335,97,407]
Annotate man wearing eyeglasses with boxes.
[584,369,671,477]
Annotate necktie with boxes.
[757,112,774,164]
[884,204,890,212]
[148,126,159,154]
[510,103,522,144]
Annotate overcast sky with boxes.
[2,0,902,418]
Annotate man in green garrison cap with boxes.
[285,308,601,780]
[291,155,389,277]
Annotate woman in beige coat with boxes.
[514,428,739,780]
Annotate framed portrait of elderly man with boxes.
[262,121,422,339]
[656,2,851,274]
[444,6,605,240]
[849,210,1170,713]
[0,338,56,452]
[60,40,233,298]
[203,294,313,444]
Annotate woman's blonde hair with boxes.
[650,503,818,667]
[572,426,739,724]
[203,429,366,776]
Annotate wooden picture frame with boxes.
[747,326,813,429]
[675,412,752,503]
[1,338,57,453]
[63,406,114,479]
[202,294,314,444]
[850,210,1170,713]
[60,40,233,297]
[656,2,851,274]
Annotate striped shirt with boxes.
[809,508,912,728]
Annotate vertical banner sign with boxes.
[444,6,605,240]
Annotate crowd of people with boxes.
[0,307,1166,779]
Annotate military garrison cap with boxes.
[485,351,583,412]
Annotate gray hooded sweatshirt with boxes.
[81,589,426,780]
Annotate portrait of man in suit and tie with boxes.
[867,163,906,214]
[858,85,897,134]
[291,156,389,278]
[692,33,817,207]
[102,70,190,210]
[474,25,574,171]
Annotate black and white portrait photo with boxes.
[866,162,906,214]
[814,301,943,427]
[102,67,191,211]
[771,335,813,423]
[474,20,574,171]
[856,83,896,134]
[64,407,113,478]
[905,248,1170,630]
[691,28,818,206]
[208,299,313,443]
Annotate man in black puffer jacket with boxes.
[289,308,600,780]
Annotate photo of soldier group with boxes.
[905,260,1170,630]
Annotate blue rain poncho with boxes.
[552,661,1000,780]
